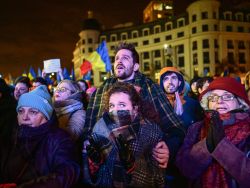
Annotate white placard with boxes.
[43,59,61,73]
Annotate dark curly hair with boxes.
[114,42,139,65]
[104,82,160,124]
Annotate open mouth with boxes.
[116,64,124,69]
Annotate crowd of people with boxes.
[0,41,250,188]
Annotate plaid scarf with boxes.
[200,112,250,188]
[84,72,185,142]
[82,114,165,187]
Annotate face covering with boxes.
[109,110,133,127]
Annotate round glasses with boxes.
[208,94,235,102]
[54,87,73,93]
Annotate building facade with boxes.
[73,0,250,86]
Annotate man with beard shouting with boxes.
[84,42,186,170]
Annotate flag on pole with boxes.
[81,41,111,73]
[80,60,92,75]
[84,70,92,81]
[37,67,42,77]
[71,68,75,80]
[28,66,36,80]
[63,68,70,80]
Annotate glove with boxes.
[206,110,225,153]
[86,134,111,164]
[115,134,135,172]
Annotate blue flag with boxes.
[63,68,70,80]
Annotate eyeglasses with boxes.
[54,87,73,93]
[208,94,235,102]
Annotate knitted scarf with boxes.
[200,112,250,188]
[54,99,83,117]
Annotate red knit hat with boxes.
[199,77,250,105]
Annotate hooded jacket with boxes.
[159,67,203,130]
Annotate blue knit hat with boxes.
[17,85,53,120]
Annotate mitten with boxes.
[206,110,225,153]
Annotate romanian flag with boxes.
[80,41,111,75]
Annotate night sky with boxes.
[0,0,247,78]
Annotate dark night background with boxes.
[0,0,248,78]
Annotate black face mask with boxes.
[109,110,133,127]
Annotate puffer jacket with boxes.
[0,116,80,188]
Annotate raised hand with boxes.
[206,110,225,153]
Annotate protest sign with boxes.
[43,59,61,73]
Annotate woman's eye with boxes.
[119,104,125,107]
[30,110,38,115]
[18,109,24,114]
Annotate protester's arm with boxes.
[175,122,213,179]
[212,138,250,187]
